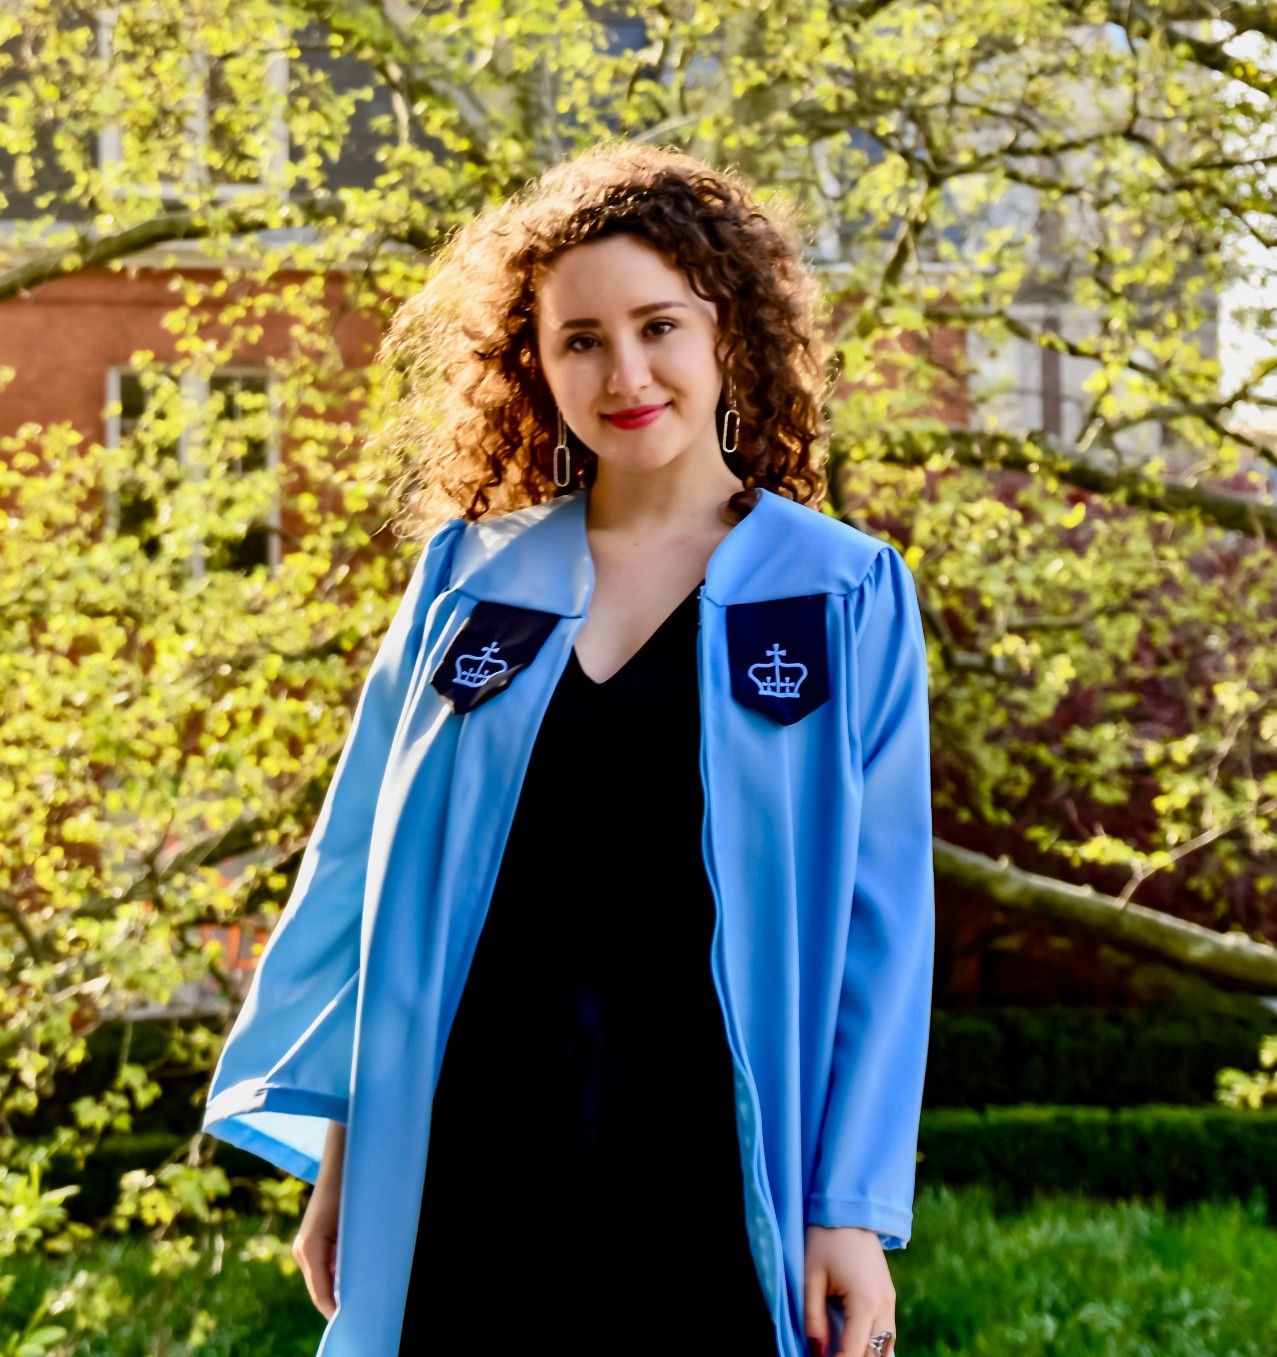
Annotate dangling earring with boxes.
[553,406,572,487]
[720,378,740,458]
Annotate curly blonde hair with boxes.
[378,142,831,538]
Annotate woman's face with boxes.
[533,233,725,481]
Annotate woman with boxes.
[202,143,935,1357]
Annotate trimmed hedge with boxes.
[47,1104,1277,1226]
[923,1005,1274,1107]
[918,1105,1277,1217]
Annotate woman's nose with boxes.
[605,340,652,396]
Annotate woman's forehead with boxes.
[534,235,715,323]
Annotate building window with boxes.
[96,7,289,200]
[208,371,279,574]
[105,367,281,575]
[105,368,183,562]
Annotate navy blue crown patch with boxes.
[726,593,830,726]
[431,600,561,714]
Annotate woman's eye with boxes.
[565,320,674,353]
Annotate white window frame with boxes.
[104,365,281,576]
[96,7,289,202]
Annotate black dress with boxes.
[397,580,778,1354]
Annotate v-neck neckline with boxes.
[570,580,703,688]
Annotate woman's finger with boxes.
[803,1261,831,1357]
[835,1304,872,1357]
[838,1300,897,1357]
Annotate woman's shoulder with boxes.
[420,494,565,554]
[753,489,902,597]
[427,493,587,608]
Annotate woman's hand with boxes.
[293,1121,347,1320]
[803,1224,896,1357]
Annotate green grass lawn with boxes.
[894,1185,1276,1355]
[2,1185,1274,1355]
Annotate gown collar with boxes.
[447,486,790,618]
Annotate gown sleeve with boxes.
[200,516,466,1183]
[806,543,935,1249]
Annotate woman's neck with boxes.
[585,456,745,540]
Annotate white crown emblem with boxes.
[453,641,509,689]
[748,643,807,699]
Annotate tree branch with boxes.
[936,838,1277,991]
[1124,0,1277,101]
[0,193,443,303]
[0,892,48,963]
[286,0,495,162]
[831,426,1277,542]
[927,307,1277,470]
[69,773,328,923]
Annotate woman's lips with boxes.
[601,403,668,430]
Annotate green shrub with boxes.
[918,1104,1277,1215]
[48,1134,263,1222]
[923,1005,1274,1107]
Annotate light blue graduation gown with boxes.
[202,486,935,1356]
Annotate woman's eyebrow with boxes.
[558,301,689,330]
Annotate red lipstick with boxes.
[601,403,668,430]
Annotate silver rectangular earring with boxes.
[553,407,572,487]
[720,381,740,456]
